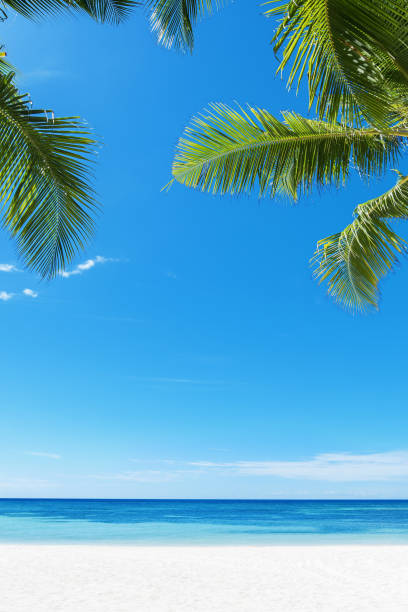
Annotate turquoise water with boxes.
[1,499,408,545]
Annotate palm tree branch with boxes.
[265,0,408,126]
[172,103,403,197]
[0,73,98,278]
[312,173,408,310]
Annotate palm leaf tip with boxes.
[312,175,408,312]
[2,0,139,24]
[146,0,226,52]
[0,74,99,279]
[74,0,140,24]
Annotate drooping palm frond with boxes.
[0,73,98,278]
[172,103,403,197]
[146,0,225,52]
[3,0,139,23]
[266,0,408,126]
[313,173,408,311]
[75,0,139,23]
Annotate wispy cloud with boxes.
[0,266,35,302]
[0,264,19,273]
[91,460,210,483]
[0,477,52,490]
[60,255,117,278]
[189,451,408,482]
[85,451,408,488]
[92,470,183,483]
[0,291,13,301]
[26,451,61,460]
[23,289,38,298]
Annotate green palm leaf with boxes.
[172,103,402,198]
[4,0,139,23]
[147,0,225,52]
[0,73,97,278]
[313,173,408,311]
[266,0,408,126]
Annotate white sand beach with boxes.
[1,544,408,611]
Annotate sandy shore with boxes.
[1,544,408,611]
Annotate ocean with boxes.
[1,499,408,545]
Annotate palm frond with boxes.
[266,0,408,126]
[3,0,139,23]
[146,0,225,52]
[75,0,139,23]
[313,173,408,311]
[172,103,403,197]
[0,73,98,278]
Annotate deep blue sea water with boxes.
[1,499,408,545]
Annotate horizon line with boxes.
[1,497,408,502]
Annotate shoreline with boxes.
[2,544,408,611]
[2,538,408,546]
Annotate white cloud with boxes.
[189,451,408,482]
[0,288,39,301]
[60,255,116,278]
[0,264,19,272]
[23,288,38,298]
[26,451,61,460]
[0,291,13,301]
[88,451,408,488]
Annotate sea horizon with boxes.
[2,497,408,501]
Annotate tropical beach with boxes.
[1,499,408,610]
[1,0,408,610]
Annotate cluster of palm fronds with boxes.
[4,0,408,311]
[0,0,144,278]
[0,0,219,278]
[150,0,408,312]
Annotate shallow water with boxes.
[1,499,408,544]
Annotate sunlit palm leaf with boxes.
[0,73,97,278]
[4,0,139,23]
[266,0,408,126]
[172,103,402,197]
[313,173,408,311]
[147,0,225,52]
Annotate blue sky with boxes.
[1,3,408,499]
